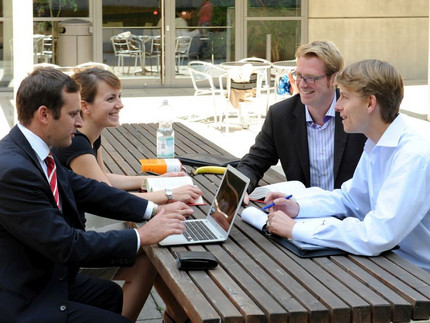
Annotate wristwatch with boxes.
[165,189,173,202]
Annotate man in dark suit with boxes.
[0,68,192,322]
[237,41,367,197]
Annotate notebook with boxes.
[159,165,250,246]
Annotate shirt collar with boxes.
[17,123,50,162]
[305,92,337,127]
[364,114,405,153]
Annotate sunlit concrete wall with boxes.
[308,0,429,83]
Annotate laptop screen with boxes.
[208,166,248,233]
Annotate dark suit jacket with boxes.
[0,126,149,322]
[237,91,367,192]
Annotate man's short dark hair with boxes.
[16,68,80,125]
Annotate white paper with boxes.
[241,206,267,230]
[249,180,306,200]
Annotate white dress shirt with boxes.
[305,93,336,190]
[293,115,430,272]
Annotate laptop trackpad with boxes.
[159,233,188,246]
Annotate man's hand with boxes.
[171,184,203,204]
[158,201,194,217]
[138,209,187,246]
[265,192,300,218]
[266,210,296,239]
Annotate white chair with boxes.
[145,36,162,74]
[222,61,269,129]
[188,61,232,127]
[238,57,272,88]
[110,34,143,74]
[238,57,272,111]
[175,36,192,74]
[41,36,54,63]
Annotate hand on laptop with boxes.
[171,184,203,204]
[138,208,187,245]
[158,201,194,216]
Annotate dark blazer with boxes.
[237,91,367,192]
[0,126,149,322]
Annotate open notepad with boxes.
[142,176,205,205]
[241,206,347,257]
[249,180,306,201]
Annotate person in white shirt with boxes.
[175,9,200,37]
[264,59,430,272]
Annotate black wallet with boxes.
[176,251,218,270]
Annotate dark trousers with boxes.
[67,273,131,322]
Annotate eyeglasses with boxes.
[291,71,328,84]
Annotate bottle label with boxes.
[140,158,182,174]
[157,136,174,158]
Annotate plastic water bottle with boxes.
[156,99,175,158]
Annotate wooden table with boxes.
[101,122,430,323]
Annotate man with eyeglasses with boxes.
[237,40,367,201]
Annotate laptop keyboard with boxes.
[183,221,218,241]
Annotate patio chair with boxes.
[188,60,233,127]
[238,57,272,88]
[238,57,272,111]
[111,34,143,74]
[175,36,192,74]
[41,35,54,63]
[223,61,268,128]
[145,35,162,74]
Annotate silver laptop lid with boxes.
[206,165,249,237]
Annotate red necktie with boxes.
[46,153,60,209]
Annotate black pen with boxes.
[261,194,293,211]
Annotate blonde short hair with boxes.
[336,59,404,123]
[295,40,344,76]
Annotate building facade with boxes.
[1,0,428,91]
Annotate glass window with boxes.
[102,0,235,83]
[175,0,235,63]
[246,0,301,61]
[247,20,300,61]
[248,0,301,17]
[33,0,89,18]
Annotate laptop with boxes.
[159,165,249,246]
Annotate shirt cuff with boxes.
[292,221,310,241]
[144,201,155,220]
[134,229,140,252]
